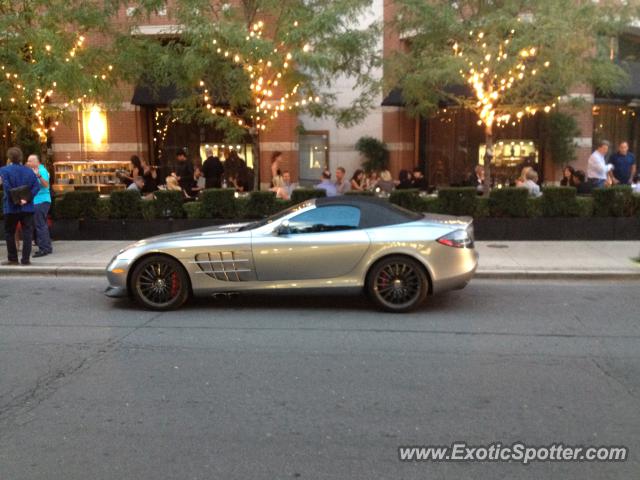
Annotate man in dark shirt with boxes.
[201,147,224,189]
[173,150,195,193]
[608,141,636,185]
[411,167,428,191]
[0,147,40,265]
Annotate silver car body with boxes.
[105,198,478,298]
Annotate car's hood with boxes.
[134,221,252,246]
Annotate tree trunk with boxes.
[483,124,493,196]
[251,131,261,191]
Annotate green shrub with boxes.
[527,197,543,218]
[154,190,184,218]
[92,198,111,220]
[183,201,202,219]
[355,136,390,173]
[576,196,594,217]
[54,191,99,219]
[200,188,237,218]
[290,188,327,204]
[593,185,634,217]
[437,187,478,216]
[274,198,292,212]
[344,190,375,196]
[489,187,529,217]
[633,194,640,216]
[416,196,441,214]
[389,189,421,211]
[141,200,157,220]
[110,190,142,219]
[246,191,277,218]
[540,186,578,217]
[475,197,490,218]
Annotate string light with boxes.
[455,30,556,130]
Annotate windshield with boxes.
[237,201,312,231]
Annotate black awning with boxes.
[131,83,178,106]
[381,88,405,107]
[381,85,472,108]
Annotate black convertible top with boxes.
[314,195,423,228]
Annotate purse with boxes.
[9,185,32,206]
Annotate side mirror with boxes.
[275,220,291,236]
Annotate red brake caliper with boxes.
[170,272,180,297]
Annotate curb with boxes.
[2,266,640,280]
[0,266,105,277]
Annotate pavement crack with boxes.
[0,312,165,433]
[590,358,640,403]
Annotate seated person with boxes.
[315,169,337,196]
[572,170,592,195]
[127,176,154,200]
[274,171,297,200]
[523,169,541,197]
[632,174,640,193]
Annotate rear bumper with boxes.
[431,248,478,294]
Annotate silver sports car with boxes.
[105,196,478,312]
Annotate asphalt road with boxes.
[0,276,638,480]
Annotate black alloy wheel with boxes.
[131,255,190,310]
[367,255,428,313]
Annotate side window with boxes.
[287,206,361,234]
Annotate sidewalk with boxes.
[1,241,639,279]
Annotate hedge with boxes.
[540,186,579,217]
[109,190,142,219]
[179,201,198,219]
[290,188,327,203]
[489,187,529,217]
[344,190,375,196]
[154,190,185,218]
[246,191,277,218]
[389,189,421,211]
[593,185,635,217]
[437,187,478,216]
[200,188,237,218]
[54,191,99,219]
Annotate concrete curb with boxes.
[2,266,640,280]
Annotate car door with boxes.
[251,205,370,281]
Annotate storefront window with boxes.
[592,104,639,154]
[422,107,542,186]
[299,132,329,184]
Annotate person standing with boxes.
[334,167,350,195]
[0,147,40,265]
[173,150,195,193]
[270,151,284,189]
[587,140,612,189]
[201,146,224,189]
[26,154,52,257]
[608,141,636,185]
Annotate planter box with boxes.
[474,217,640,241]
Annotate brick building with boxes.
[48,4,640,189]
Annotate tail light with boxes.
[437,229,474,248]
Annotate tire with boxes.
[130,255,190,310]
[366,255,429,313]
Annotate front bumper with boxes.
[104,285,128,298]
[104,256,132,298]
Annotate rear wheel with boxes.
[130,255,190,310]
[366,256,428,313]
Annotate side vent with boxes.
[193,251,253,281]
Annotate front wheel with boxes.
[366,256,429,313]
[130,255,190,310]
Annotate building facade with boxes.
[45,4,640,190]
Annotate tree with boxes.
[386,0,639,193]
[128,0,380,181]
